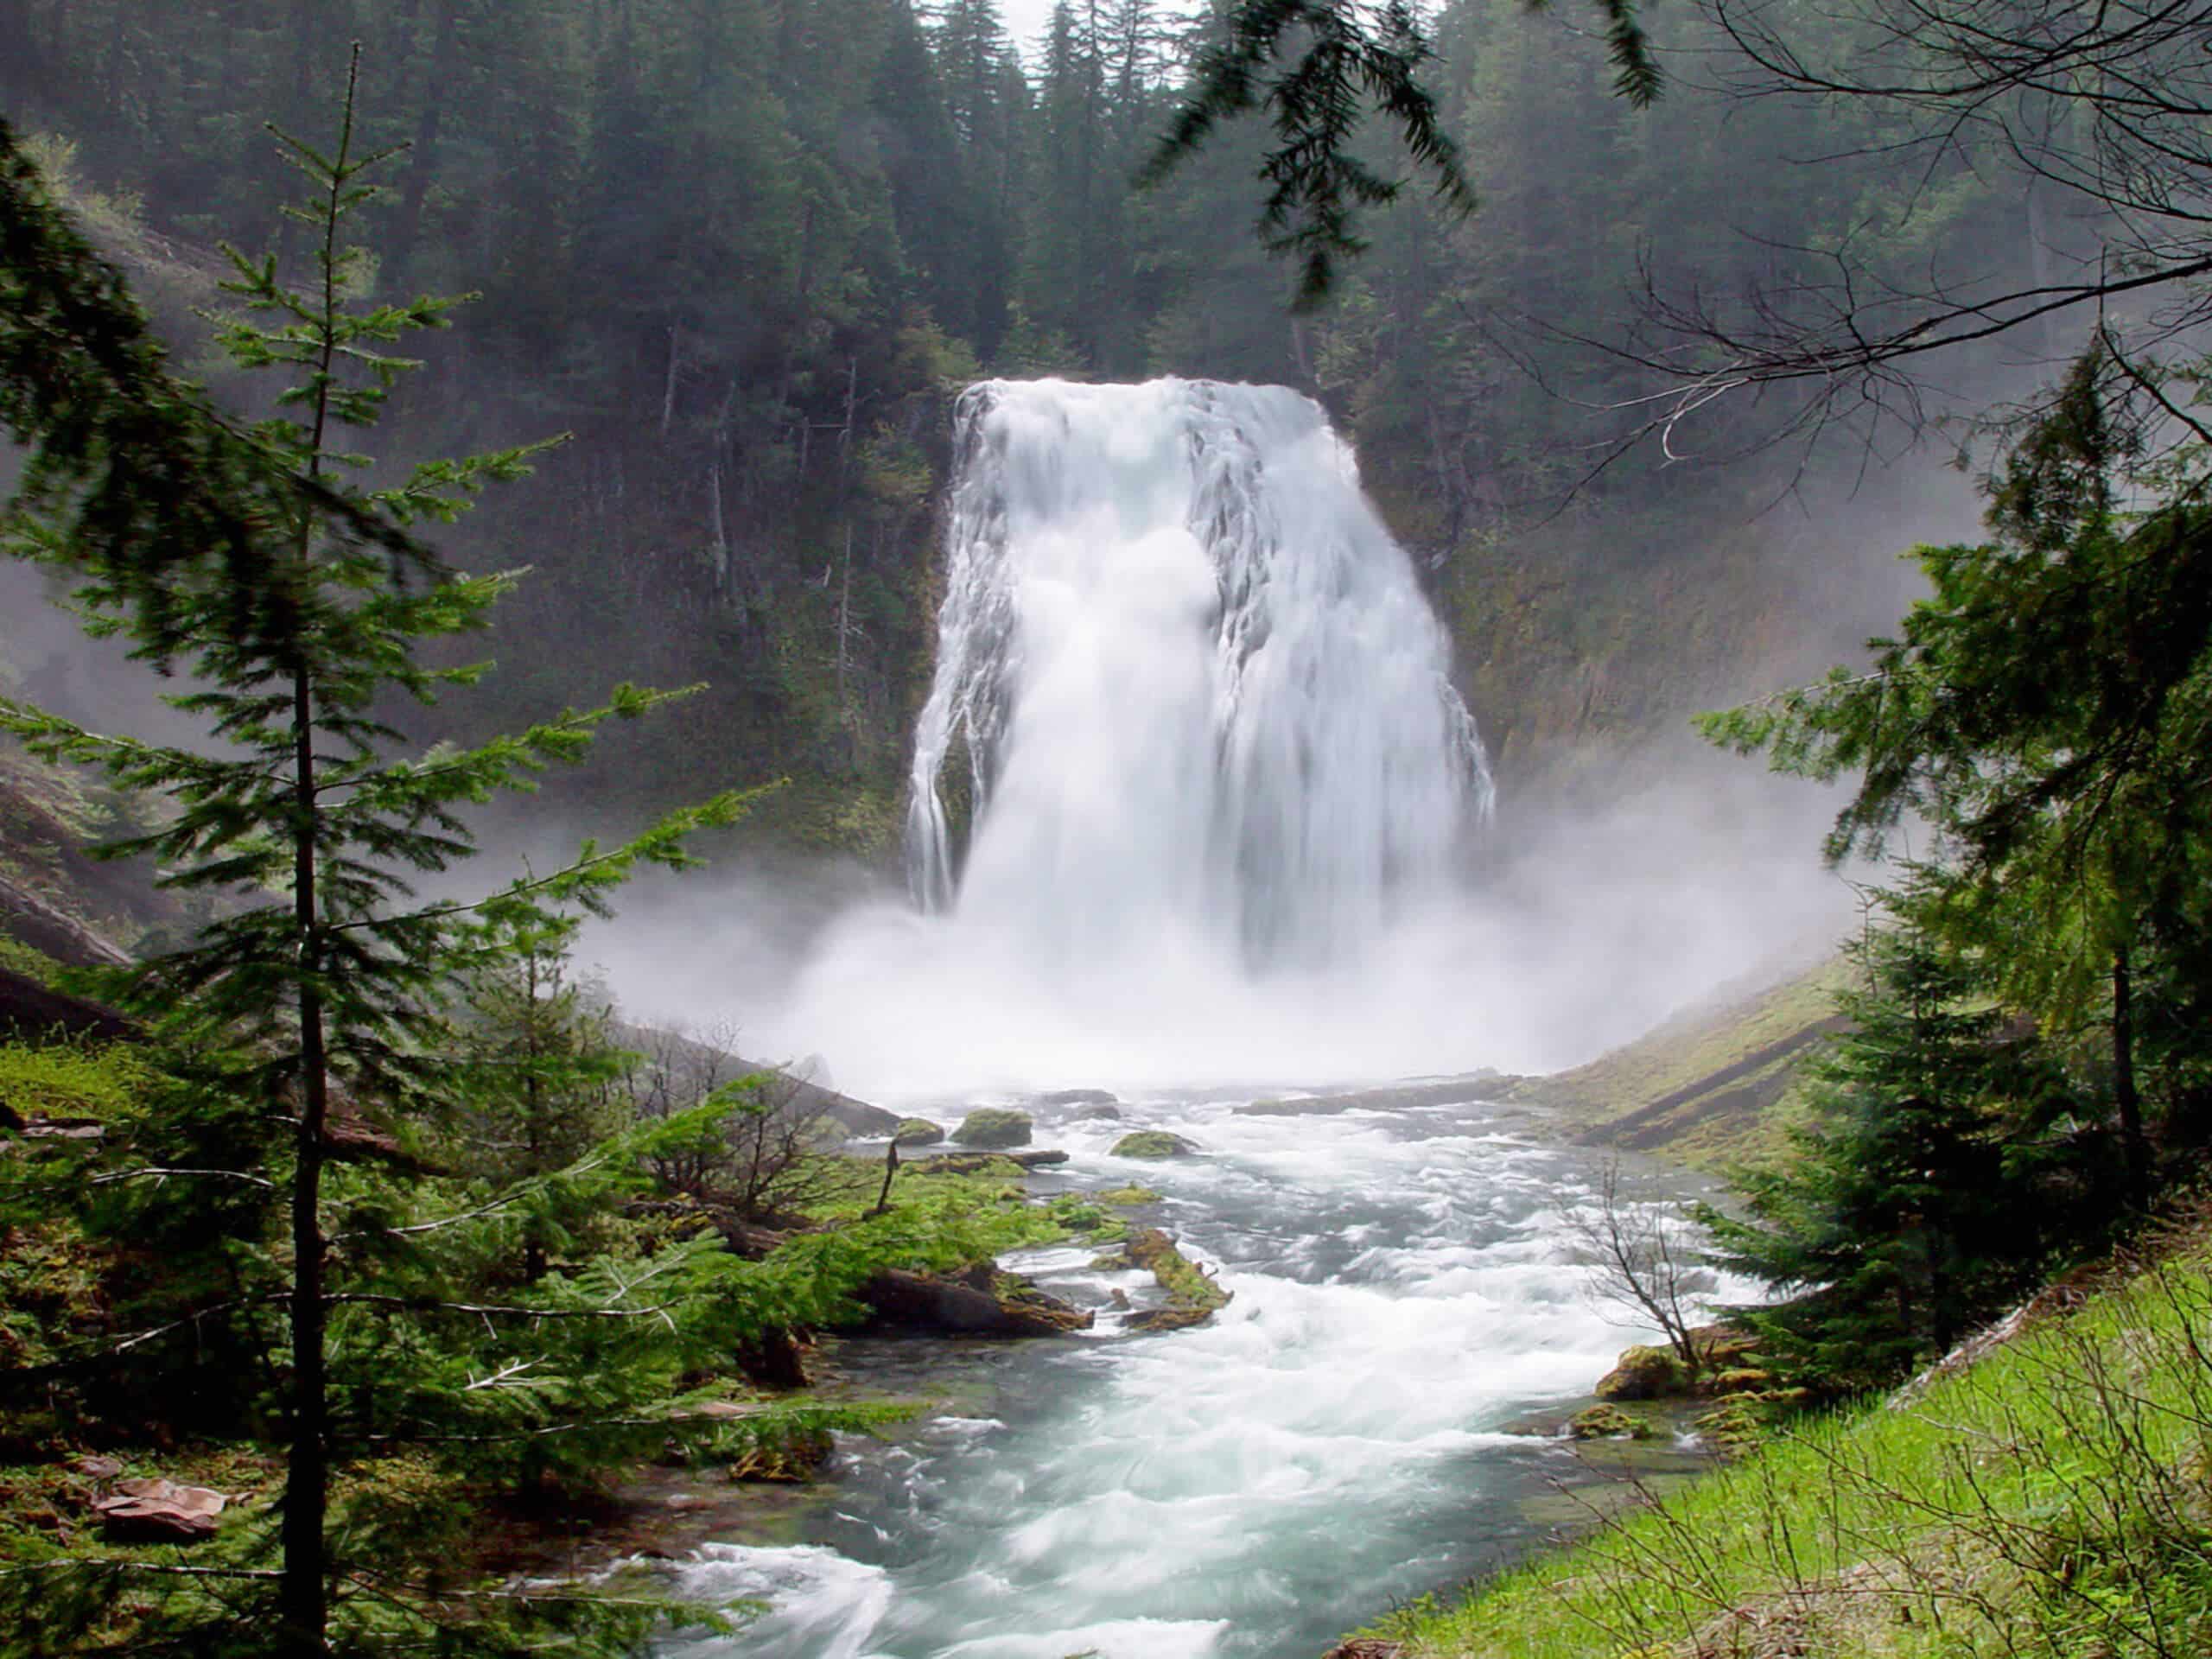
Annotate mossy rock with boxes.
[1568,1404,1658,1441]
[1119,1227,1232,1332]
[1049,1198,1121,1240]
[1690,1397,1771,1454]
[1096,1185,1161,1205]
[952,1108,1033,1149]
[1111,1130,1198,1160]
[1707,1366,1775,1396]
[1595,1344,1687,1402]
[727,1429,835,1484]
[892,1117,945,1147]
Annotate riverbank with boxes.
[1344,1199,2212,1658]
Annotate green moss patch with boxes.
[1120,1228,1232,1332]
[0,1040,150,1125]
[951,1109,1033,1149]
[1110,1130,1198,1160]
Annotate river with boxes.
[652,1083,1710,1659]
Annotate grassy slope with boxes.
[1370,1208,2212,1659]
[1504,957,1853,1170]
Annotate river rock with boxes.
[912,1147,1068,1173]
[952,1109,1033,1148]
[1235,1078,1497,1117]
[1111,1130,1198,1160]
[1594,1326,1764,1402]
[92,1477,228,1542]
[1119,1228,1233,1332]
[1073,1103,1123,1122]
[1035,1089,1118,1108]
[892,1117,946,1147]
[1568,1403,1657,1441]
[1594,1344,1686,1402]
[856,1263,1093,1337]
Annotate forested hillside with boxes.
[0,0,2033,842]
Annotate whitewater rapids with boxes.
[652,1091,1726,1659]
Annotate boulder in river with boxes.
[892,1117,946,1147]
[856,1263,1093,1337]
[911,1147,1068,1173]
[1111,1130,1198,1160]
[1119,1228,1232,1332]
[953,1108,1033,1148]
[1035,1089,1118,1108]
[92,1477,228,1542]
[1568,1403,1658,1441]
[1593,1344,1686,1402]
[1073,1103,1123,1122]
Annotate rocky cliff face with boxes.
[1357,450,1963,817]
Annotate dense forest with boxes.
[8,1,2212,1656]
[0,0,2036,847]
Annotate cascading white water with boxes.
[908,378,1491,969]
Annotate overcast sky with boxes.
[1001,0,1058,45]
[998,0,1202,60]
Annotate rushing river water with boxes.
[652,1084,1707,1659]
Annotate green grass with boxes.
[1375,1228,2212,1658]
[0,937,62,988]
[1509,959,1850,1170]
[0,1040,151,1122]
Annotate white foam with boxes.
[663,1544,893,1659]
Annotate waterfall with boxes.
[907,378,1492,970]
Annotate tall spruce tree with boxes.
[1694,921,2081,1391]
[0,58,886,1656]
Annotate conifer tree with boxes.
[1694,923,2079,1390]
[1701,345,2212,1206]
[451,915,629,1281]
[0,55,874,1656]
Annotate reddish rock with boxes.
[92,1477,228,1542]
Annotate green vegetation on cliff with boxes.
[1504,958,1847,1169]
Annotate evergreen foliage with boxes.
[1695,923,2088,1390]
[1694,344,2212,1392]
[1702,346,2212,1210]
[0,56,882,1656]
[0,0,2008,837]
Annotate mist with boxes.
[581,754,1859,1109]
[576,380,1897,1110]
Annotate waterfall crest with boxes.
[907,378,1492,969]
